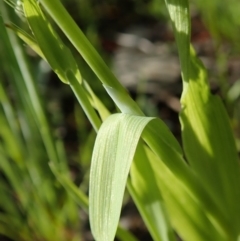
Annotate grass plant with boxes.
[1,0,240,241]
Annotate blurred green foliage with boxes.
[191,0,240,49]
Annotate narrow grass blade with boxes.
[116,226,139,241]
[49,162,89,211]
[66,70,102,132]
[128,142,176,241]
[89,114,154,241]
[0,214,30,240]
[0,106,23,163]
[22,0,102,132]
[1,2,61,165]
[164,0,190,93]
[23,0,81,85]
[38,0,143,116]
[83,80,111,121]
[5,22,45,59]
[49,162,139,241]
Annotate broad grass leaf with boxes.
[180,48,240,237]
[142,119,235,240]
[8,21,106,131]
[165,0,240,238]
[144,147,227,241]
[89,113,155,241]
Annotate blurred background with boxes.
[1,0,240,240]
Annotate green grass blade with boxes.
[1,2,61,165]
[49,162,89,211]
[89,114,154,241]
[89,112,233,240]
[0,214,30,240]
[180,47,240,237]
[49,162,139,241]
[0,105,23,163]
[0,82,22,144]
[142,120,233,238]
[22,0,81,85]
[0,181,20,216]
[163,0,240,237]
[116,226,139,241]
[38,0,143,116]
[83,80,111,121]
[0,148,28,206]
[66,70,102,132]
[129,142,176,241]
[145,147,226,241]
[22,0,103,132]
[164,0,240,238]
[5,22,45,59]
[164,0,190,93]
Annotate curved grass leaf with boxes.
[89,113,232,241]
[89,114,155,241]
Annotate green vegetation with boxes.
[0,0,240,241]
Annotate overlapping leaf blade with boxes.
[164,0,240,238]
[129,143,176,241]
[181,49,240,234]
[89,112,230,241]
[143,146,227,241]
